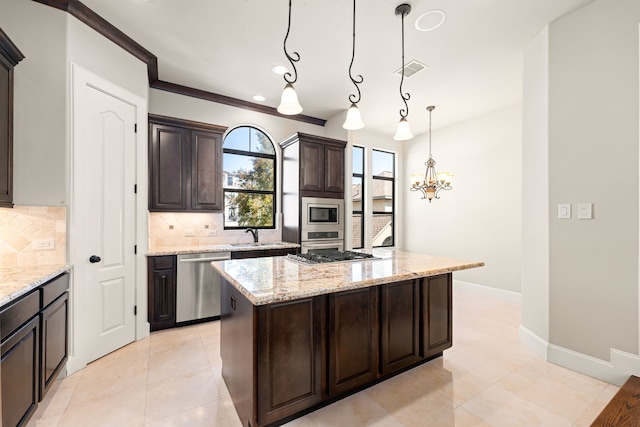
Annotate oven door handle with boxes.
[301,242,342,247]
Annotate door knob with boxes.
[89,255,101,263]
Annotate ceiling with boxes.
[81,0,596,136]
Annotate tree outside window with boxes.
[223,127,276,229]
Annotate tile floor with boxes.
[27,289,618,426]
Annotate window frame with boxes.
[371,149,395,248]
[352,145,365,249]
[222,126,277,230]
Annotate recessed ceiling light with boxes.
[271,65,289,75]
[252,95,267,102]
[415,9,446,32]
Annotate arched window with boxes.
[222,126,276,229]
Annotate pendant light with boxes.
[393,3,413,141]
[410,106,453,202]
[277,0,303,115]
[342,0,364,130]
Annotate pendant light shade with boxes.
[277,83,303,115]
[343,0,365,130]
[394,117,414,141]
[277,0,302,116]
[343,103,365,130]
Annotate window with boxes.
[372,150,394,247]
[222,126,276,229]
[352,146,364,249]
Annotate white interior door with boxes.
[72,65,137,364]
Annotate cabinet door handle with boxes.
[230,295,236,311]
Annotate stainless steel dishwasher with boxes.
[176,252,231,323]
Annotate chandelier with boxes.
[410,106,453,201]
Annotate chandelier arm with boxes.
[347,0,363,105]
[283,0,299,85]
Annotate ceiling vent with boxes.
[395,60,427,78]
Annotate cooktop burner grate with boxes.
[286,250,378,264]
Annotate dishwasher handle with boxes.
[179,255,230,263]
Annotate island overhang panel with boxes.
[212,250,483,427]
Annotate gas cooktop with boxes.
[286,250,378,264]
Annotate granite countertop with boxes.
[0,264,72,307]
[147,242,300,256]
[211,249,484,306]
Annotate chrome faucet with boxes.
[245,228,258,243]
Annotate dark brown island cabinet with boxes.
[1,272,69,427]
[148,115,228,212]
[220,273,452,427]
[0,27,25,208]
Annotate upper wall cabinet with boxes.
[280,133,346,198]
[148,115,227,212]
[0,27,25,209]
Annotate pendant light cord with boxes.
[348,0,363,104]
[398,7,410,119]
[283,0,300,84]
[428,106,433,157]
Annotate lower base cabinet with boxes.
[1,316,39,427]
[1,272,69,427]
[222,273,453,427]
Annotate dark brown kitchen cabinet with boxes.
[40,292,69,399]
[421,274,453,358]
[280,133,346,199]
[147,255,177,331]
[328,287,378,397]
[256,295,326,426]
[380,280,421,376]
[148,115,227,212]
[0,28,25,208]
[1,272,68,427]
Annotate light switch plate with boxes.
[558,203,571,219]
[578,203,593,219]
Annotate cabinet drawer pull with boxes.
[230,295,236,311]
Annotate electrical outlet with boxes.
[207,229,217,237]
[33,238,55,250]
[185,229,195,237]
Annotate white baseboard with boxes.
[65,356,87,376]
[453,279,522,304]
[517,326,640,387]
[519,325,548,356]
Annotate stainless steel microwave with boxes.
[301,197,344,231]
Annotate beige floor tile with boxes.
[144,399,231,427]
[67,356,149,407]
[197,320,221,346]
[205,343,223,367]
[149,324,203,356]
[572,384,620,426]
[462,384,572,426]
[285,393,403,426]
[144,368,220,424]
[427,407,494,427]
[57,386,146,427]
[147,345,210,384]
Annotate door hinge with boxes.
[134,123,137,133]
[134,245,137,254]
[134,305,137,316]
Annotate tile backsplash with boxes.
[0,205,67,268]
[149,212,282,250]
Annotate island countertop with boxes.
[211,249,484,306]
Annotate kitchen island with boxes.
[212,249,483,427]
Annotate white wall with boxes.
[547,0,640,361]
[0,0,68,206]
[403,105,523,294]
[521,27,550,345]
